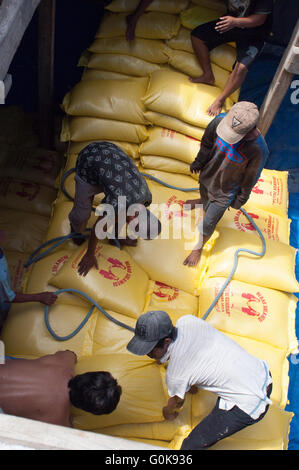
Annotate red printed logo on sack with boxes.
[252,178,265,195]
[16,182,40,201]
[51,255,70,276]
[234,211,259,232]
[215,285,268,322]
[99,257,132,287]
[241,292,268,322]
[165,195,188,220]
[153,281,179,302]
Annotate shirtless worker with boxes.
[190,0,273,116]
[183,101,269,267]
[0,350,121,427]
[68,141,161,276]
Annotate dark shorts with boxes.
[199,185,231,238]
[181,380,272,450]
[191,20,265,69]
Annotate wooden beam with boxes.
[258,18,299,136]
[0,413,163,450]
[38,0,56,149]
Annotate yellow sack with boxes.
[96,12,181,40]
[211,407,293,450]
[143,69,230,129]
[191,0,227,12]
[141,155,197,179]
[24,248,90,308]
[81,69,132,81]
[45,201,98,243]
[217,205,290,244]
[95,395,192,443]
[1,302,93,358]
[73,354,167,429]
[142,168,199,190]
[88,37,170,64]
[246,169,289,217]
[0,148,59,188]
[148,280,199,324]
[140,127,201,165]
[168,49,239,102]
[199,277,298,353]
[144,175,199,222]
[0,209,49,254]
[87,53,161,77]
[191,388,292,450]
[125,222,216,295]
[181,5,223,30]
[61,116,148,144]
[82,309,136,356]
[5,250,30,293]
[62,78,148,125]
[167,27,236,72]
[144,110,205,140]
[225,332,290,409]
[106,0,189,14]
[0,178,56,217]
[49,241,150,319]
[205,228,299,293]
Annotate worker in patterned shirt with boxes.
[69,141,161,276]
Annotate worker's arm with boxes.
[163,396,185,421]
[77,217,101,276]
[190,118,219,174]
[215,13,269,33]
[126,0,154,41]
[231,153,264,210]
[12,292,57,306]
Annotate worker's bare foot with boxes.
[184,198,202,210]
[207,99,224,116]
[189,73,215,85]
[183,249,202,267]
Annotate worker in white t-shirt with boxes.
[127,310,272,450]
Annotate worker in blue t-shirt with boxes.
[0,230,57,333]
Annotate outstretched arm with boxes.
[12,292,57,306]
[126,0,154,41]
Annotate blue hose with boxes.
[27,167,266,340]
[202,207,266,320]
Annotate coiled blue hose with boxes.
[26,167,266,340]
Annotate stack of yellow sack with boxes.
[1,1,298,451]
[0,108,60,295]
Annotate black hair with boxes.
[154,326,177,349]
[68,371,122,415]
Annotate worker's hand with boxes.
[188,385,198,395]
[126,14,138,41]
[37,292,57,306]
[78,252,98,277]
[215,16,238,33]
[162,406,179,421]
[190,161,201,174]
